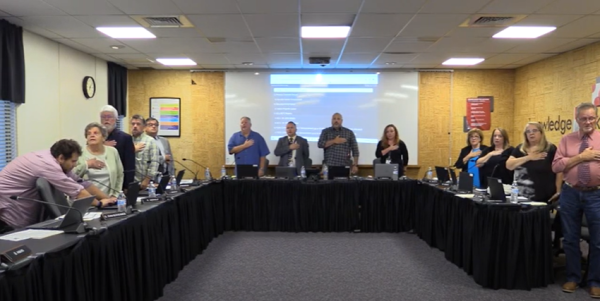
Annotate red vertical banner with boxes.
[466,98,491,130]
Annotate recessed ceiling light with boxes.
[110,45,125,50]
[96,27,156,39]
[493,26,556,39]
[242,62,254,66]
[376,72,381,74]
[301,26,350,38]
[385,62,396,65]
[442,58,485,66]
[156,58,197,66]
[254,72,260,75]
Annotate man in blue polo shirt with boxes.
[228,116,270,177]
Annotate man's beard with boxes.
[104,123,116,132]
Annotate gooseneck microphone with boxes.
[9,196,86,233]
[183,158,215,180]
[174,160,200,186]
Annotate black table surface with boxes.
[0,179,553,301]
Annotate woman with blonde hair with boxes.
[476,127,514,188]
[454,128,488,188]
[506,122,562,201]
[375,124,409,174]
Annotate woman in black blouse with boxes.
[375,124,409,171]
[476,127,514,188]
[505,122,562,202]
[454,128,488,188]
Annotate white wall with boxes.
[17,31,108,155]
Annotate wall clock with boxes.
[82,76,96,98]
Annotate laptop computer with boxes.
[98,182,141,210]
[487,177,506,203]
[435,166,450,185]
[28,196,95,231]
[457,172,474,193]
[175,170,185,186]
[139,175,170,196]
[374,163,399,180]
[275,166,296,179]
[237,164,259,179]
[328,166,350,180]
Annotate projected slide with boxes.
[225,72,418,165]
[270,74,378,143]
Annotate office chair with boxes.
[372,158,379,170]
[306,158,312,168]
[36,177,70,220]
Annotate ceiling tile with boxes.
[266,53,301,64]
[398,14,470,37]
[301,0,362,13]
[211,41,261,53]
[245,14,299,38]
[238,0,298,13]
[338,53,378,64]
[3,17,64,38]
[199,64,236,69]
[375,53,419,64]
[55,39,99,54]
[479,0,555,14]
[121,38,217,53]
[234,64,269,68]
[446,27,506,38]
[400,64,439,69]
[505,38,576,53]
[187,14,252,39]
[255,38,300,53]
[426,37,520,53]
[550,16,600,38]
[186,53,231,64]
[107,0,182,15]
[20,16,103,38]
[351,14,413,37]
[334,64,372,69]
[343,37,392,53]
[398,53,447,64]
[512,53,556,65]
[149,28,204,38]
[69,38,139,53]
[514,14,583,27]
[536,0,600,15]
[481,53,535,65]
[108,53,152,61]
[548,38,600,53]
[170,0,239,13]
[302,39,345,53]
[361,0,427,13]
[301,13,356,26]
[501,64,522,69]
[225,53,267,64]
[0,0,67,16]
[73,15,139,27]
[386,39,435,53]
[44,0,123,15]
[269,64,302,68]
[93,53,123,63]
[420,0,488,14]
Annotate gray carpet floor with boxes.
[157,232,590,301]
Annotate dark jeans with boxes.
[0,218,13,234]
[560,184,600,287]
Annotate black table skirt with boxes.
[0,179,553,301]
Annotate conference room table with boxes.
[0,179,553,301]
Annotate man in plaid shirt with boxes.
[318,113,360,174]
[130,114,159,190]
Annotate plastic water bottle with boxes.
[205,167,211,180]
[301,166,306,178]
[426,167,433,180]
[386,157,391,164]
[510,180,519,203]
[221,165,226,178]
[323,164,328,179]
[170,175,177,191]
[117,191,126,212]
[148,181,156,197]
[393,164,398,179]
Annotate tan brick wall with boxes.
[514,42,600,146]
[127,70,225,178]
[417,70,515,178]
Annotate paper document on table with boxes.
[455,194,475,199]
[57,212,102,221]
[0,229,64,241]
[521,202,547,206]
[180,179,193,184]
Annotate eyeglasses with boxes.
[100,115,115,120]
[146,123,158,127]
[578,117,597,123]
[525,129,540,134]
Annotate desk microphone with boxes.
[9,196,87,233]
[174,160,200,186]
[183,158,213,180]
[78,179,121,199]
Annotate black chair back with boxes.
[36,177,70,219]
